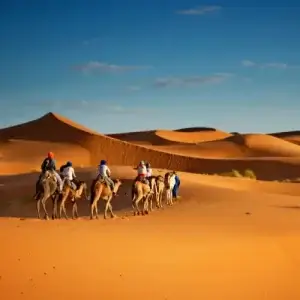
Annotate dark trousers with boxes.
[172,183,179,198]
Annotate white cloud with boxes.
[154,73,232,88]
[75,61,152,74]
[176,5,221,15]
[126,86,141,91]
[241,59,297,69]
[241,60,256,67]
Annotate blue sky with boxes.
[0,0,300,133]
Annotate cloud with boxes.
[154,73,232,88]
[241,60,297,69]
[74,61,152,74]
[176,5,221,15]
[126,86,141,92]
[31,99,155,116]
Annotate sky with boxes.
[0,0,300,134]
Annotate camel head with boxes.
[113,179,122,194]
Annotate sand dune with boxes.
[271,131,300,145]
[146,133,300,159]
[0,112,300,180]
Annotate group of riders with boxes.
[40,152,181,199]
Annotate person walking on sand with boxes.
[172,171,181,199]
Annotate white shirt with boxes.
[61,166,76,180]
[98,164,111,177]
[138,165,147,176]
[146,168,152,177]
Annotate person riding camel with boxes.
[137,160,147,183]
[145,162,153,189]
[97,160,115,193]
[40,152,63,193]
[60,161,77,190]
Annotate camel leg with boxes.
[134,195,143,215]
[132,194,137,216]
[41,196,49,220]
[90,202,95,219]
[137,196,144,215]
[157,192,161,208]
[108,202,115,218]
[160,192,164,208]
[94,200,100,219]
[104,200,109,219]
[52,195,58,220]
[37,199,41,219]
[62,201,68,219]
[149,193,153,212]
[143,195,150,215]
[72,201,78,219]
[169,189,174,206]
[75,202,79,218]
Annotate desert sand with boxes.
[1,112,300,299]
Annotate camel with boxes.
[155,175,165,208]
[132,179,152,216]
[90,178,122,219]
[164,172,176,206]
[144,176,158,212]
[55,179,88,220]
[35,170,59,220]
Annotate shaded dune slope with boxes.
[109,128,231,145]
[147,133,300,158]
[108,130,181,146]
[271,131,300,145]
[1,113,300,180]
[196,134,300,157]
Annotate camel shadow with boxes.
[0,171,136,219]
[270,205,300,210]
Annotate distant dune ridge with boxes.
[0,112,300,179]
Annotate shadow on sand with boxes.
[0,171,138,219]
[270,204,300,210]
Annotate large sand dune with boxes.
[1,112,300,179]
[148,133,300,158]
[109,127,231,145]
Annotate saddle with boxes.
[64,178,78,191]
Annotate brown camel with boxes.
[144,176,157,212]
[90,178,122,219]
[164,172,176,206]
[155,175,165,208]
[35,170,59,220]
[56,179,88,219]
[132,179,152,216]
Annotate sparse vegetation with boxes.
[243,169,256,179]
[218,169,256,179]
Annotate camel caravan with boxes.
[34,153,181,220]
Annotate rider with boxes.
[60,161,77,190]
[146,162,152,178]
[137,160,147,183]
[41,152,63,193]
[145,162,153,190]
[97,160,115,192]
